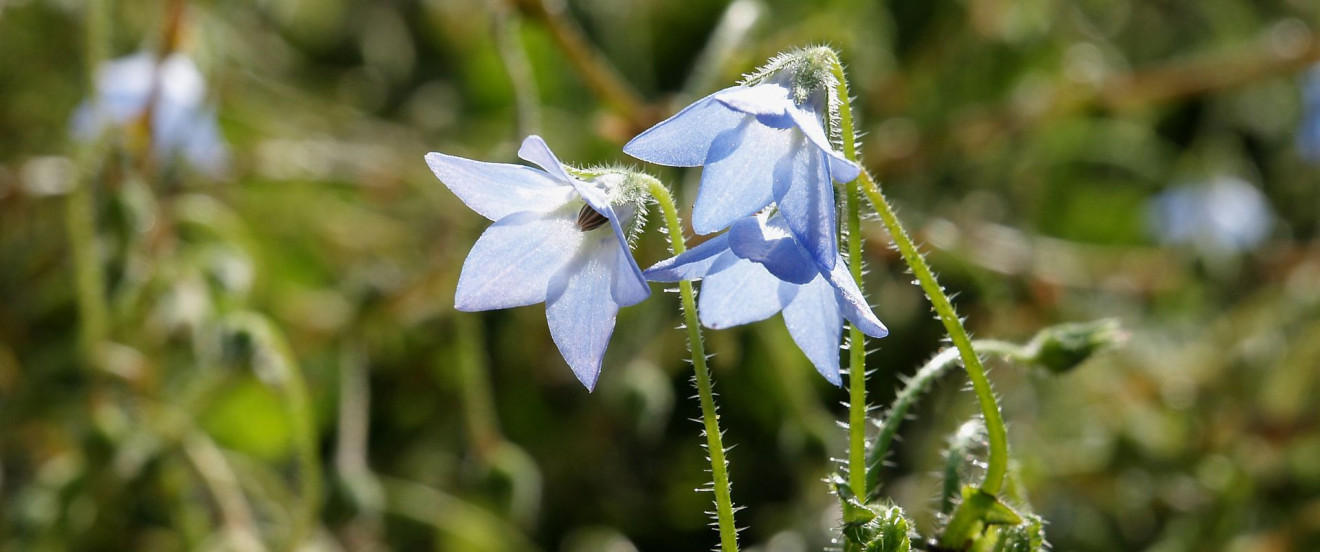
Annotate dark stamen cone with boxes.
[576,203,610,231]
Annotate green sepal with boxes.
[833,475,912,552]
[938,486,1024,550]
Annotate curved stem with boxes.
[865,340,1025,499]
[646,180,739,552]
[820,47,1012,497]
[858,171,1011,496]
[826,58,869,500]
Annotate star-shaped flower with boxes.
[623,49,860,270]
[425,136,651,390]
[643,211,886,385]
[72,51,228,174]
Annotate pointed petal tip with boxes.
[830,155,862,183]
[823,371,843,387]
[517,135,573,182]
[575,370,600,392]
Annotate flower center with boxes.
[575,203,609,232]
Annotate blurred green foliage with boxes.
[1,0,1319,551]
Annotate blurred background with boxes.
[2,0,1319,550]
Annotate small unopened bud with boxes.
[994,513,1046,552]
[833,475,914,552]
[1023,318,1125,374]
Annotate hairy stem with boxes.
[818,46,1012,497]
[825,57,870,500]
[646,180,739,552]
[858,172,1011,496]
[865,340,1025,498]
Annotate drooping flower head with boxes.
[72,51,228,175]
[644,211,887,385]
[623,47,860,270]
[425,136,651,390]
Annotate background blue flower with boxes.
[1299,64,1320,164]
[71,52,228,175]
[426,136,650,390]
[644,212,885,385]
[1146,176,1274,256]
[623,79,859,270]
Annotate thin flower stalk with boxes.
[646,179,740,552]
[865,340,1025,499]
[825,54,871,500]
[821,50,1012,497]
[857,168,1011,496]
[68,0,112,362]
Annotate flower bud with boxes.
[1024,318,1125,374]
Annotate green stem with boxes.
[68,0,112,362]
[67,169,108,361]
[858,171,1011,496]
[820,47,1012,497]
[826,58,869,500]
[865,340,1025,499]
[454,316,503,459]
[646,179,739,552]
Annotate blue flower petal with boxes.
[691,120,794,234]
[425,153,573,221]
[727,215,818,284]
[455,211,580,311]
[96,53,156,121]
[517,135,576,183]
[643,234,736,282]
[181,109,229,176]
[698,258,798,329]
[821,259,888,338]
[623,89,746,167]
[604,218,650,306]
[713,84,796,128]
[546,246,622,391]
[788,106,860,182]
[773,134,839,269]
[781,275,844,386]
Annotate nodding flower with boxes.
[644,210,886,385]
[624,47,860,271]
[425,136,651,390]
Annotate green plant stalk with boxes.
[865,340,1025,499]
[821,48,1012,497]
[647,179,739,552]
[858,171,1012,496]
[826,60,870,500]
[67,170,108,360]
[68,0,113,362]
[454,316,503,459]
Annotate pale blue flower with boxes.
[72,52,228,175]
[425,136,651,390]
[623,75,859,270]
[643,211,886,385]
[1147,176,1274,255]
